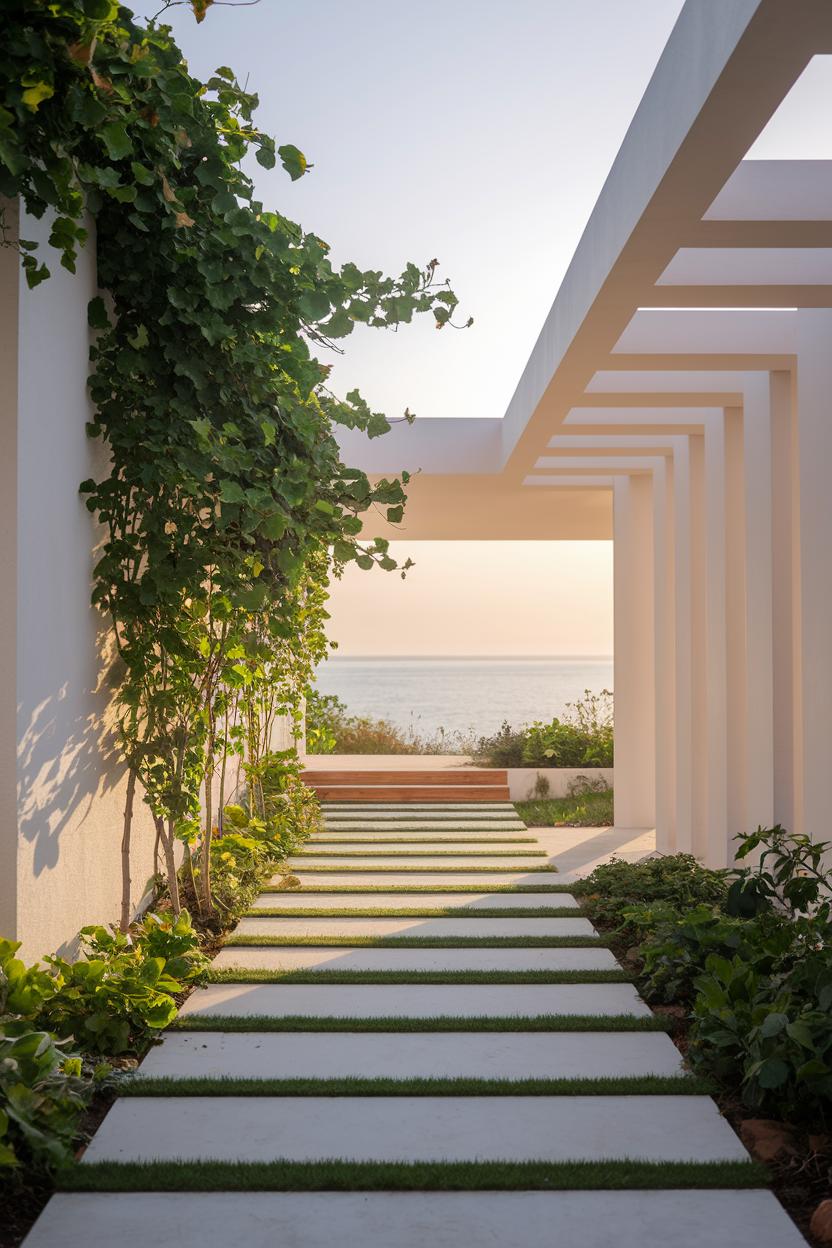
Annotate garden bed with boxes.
[574,837,832,1248]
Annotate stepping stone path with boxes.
[25,801,807,1247]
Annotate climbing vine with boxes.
[1,1,467,915]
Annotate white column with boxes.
[702,406,750,866]
[742,376,775,833]
[704,415,729,866]
[724,405,748,850]
[689,433,708,858]
[673,438,694,852]
[770,370,798,831]
[794,312,832,842]
[652,456,676,851]
[613,474,656,829]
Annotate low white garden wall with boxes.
[507,768,613,801]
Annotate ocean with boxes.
[312,656,614,743]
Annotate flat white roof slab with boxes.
[233,916,593,939]
[22,1191,808,1248]
[135,1029,683,1081]
[248,891,579,910]
[81,1095,748,1164]
[177,982,649,1019]
[211,945,616,972]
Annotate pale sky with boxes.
[325,541,613,657]
[156,5,832,656]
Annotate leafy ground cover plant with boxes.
[1,910,208,1060]
[584,828,832,1122]
[1,940,92,1176]
[573,853,729,940]
[0,1027,90,1173]
[41,918,206,1055]
[690,930,832,1119]
[686,825,832,1119]
[627,905,783,1005]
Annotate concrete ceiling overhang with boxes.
[337,0,832,541]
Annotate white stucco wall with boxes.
[507,768,614,802]
[1,202,158,961]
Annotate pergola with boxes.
[337,0,832,867]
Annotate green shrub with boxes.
[129,911,209,986]
[726,823,832,920]
[43,928,185,1055]
[0,1026,89,1172]
[475,691,614,768]
[683,825,832,1118]
[591,827,832,1120]
[306,688,421,754]
[473,721,527,767]
[574,853,729,939]
[1,940,91,1173]
[690,919,832,1119]
[628,904,781,1004]
[0,938,56,1020]
[1,913,208,1058]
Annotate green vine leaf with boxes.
[20,79,54,112]
[101,122,132,161]
[87,297,110,330]
[278,144,307,181]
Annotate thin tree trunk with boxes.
[184,841,200,912]
[155,814,181,915]
[119,769,137,932]
[217,728,228,832]
[201,757,213,914]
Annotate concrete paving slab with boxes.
[299,848,541,858]
[272,872,565,887]
[250,891,579,910]
[211,945,617,972]
[22,1191,809,1248]
[289,856,550,869]
[177,982,649,1019]
[320,821,526,831]
[322,804,518,812]
[135,1028,683,1080]
[311,831,537,842]
[81,1095,748,1163]
[233,916,595,938]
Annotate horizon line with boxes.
[320,653,614,661]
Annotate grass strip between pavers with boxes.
[170,1014,670,1033]
[206,969,630,986]
[60,1158,767,1193]
[261,884,576,894]
[223,935,602,948]
[309,837,538,844]
[294,851,548,858]
[291,865,557,873]
[245,906,581,918]
[315,833,530,839]
[322,814,525,820]
[120,1074,712,1097]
